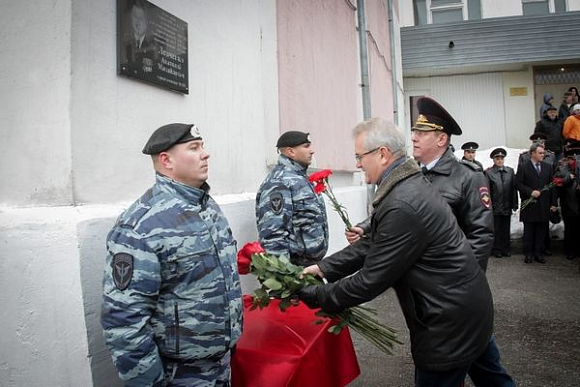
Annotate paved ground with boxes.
[347,242,580,387]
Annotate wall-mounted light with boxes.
[448,41,455,48]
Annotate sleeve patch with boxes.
[479,186,491,209]
[269,192,284,214]
[112,253,134,290]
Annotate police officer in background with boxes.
[102,123,243,387]
[255,131,328,266]
[411,97,515,387]
[461,141,483,169]
[485,148,518,258]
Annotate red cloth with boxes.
[231,295,360,387]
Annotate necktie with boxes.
[499,169,505,183]
[421,166,428,174]
[535,163,541,174]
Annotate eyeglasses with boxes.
[355,147,380,162]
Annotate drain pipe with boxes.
[356,0,375,216]
[357,0,371,119]
[387,0,399,125]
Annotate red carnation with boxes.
[237,242,264,275]
[314,182,326,194]
[553,177,565,187]
[308,169,333,184]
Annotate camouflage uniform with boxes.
[255,155,328,266]
[102,173,243,387]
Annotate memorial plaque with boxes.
[117,0,188,94]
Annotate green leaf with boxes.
[279,297,292,312]
[263,278,282,290]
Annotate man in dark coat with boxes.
[299,118,494,386]
[534,106,563,162]
[485,148,518,257]
[516,143,558,263]
[554,142,580,260]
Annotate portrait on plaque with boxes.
[117,0,189,94]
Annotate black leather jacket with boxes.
[316,158,493,371]
[485,165,518,216]
[422,149,494,271]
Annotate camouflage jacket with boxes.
[255,155,328,266]
[101,173,243,387]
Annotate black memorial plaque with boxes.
[117,0,188,94]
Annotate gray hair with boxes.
[352,118,406,156]
[529,142,544,154]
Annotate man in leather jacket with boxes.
[411,97,514,387]
[485,148,518,257]
[299,118,494,386]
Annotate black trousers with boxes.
[523,221,547,257]
[492,215,511,255]
[563,216,580,257]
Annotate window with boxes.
[413,0,481,25]
[523,0,549,15]
[554,0,567,13]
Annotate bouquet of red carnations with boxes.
[519,177,564,211]
[237,242,401,355]
[309,169,353,229]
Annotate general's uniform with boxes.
[102,124,243,387]
[422,149,494,271]
[413,97,514,387]
[255,154,328,266]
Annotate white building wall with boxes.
[69,0,279,205]
[404,73,506,150]
[0,0,74,205]
[502,69,536,148]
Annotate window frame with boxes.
[427,0,467,24]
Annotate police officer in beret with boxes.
[411,97,515,387]
[255,131,328,266]
[102,123,243,387]
[485,148,518,258]
[461,141,483,169]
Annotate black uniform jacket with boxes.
[423,149,494,271]
[516,159,557,222]
[317,158,493,371]
[485,165,518,216]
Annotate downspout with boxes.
[356,0,374,216]
[387,0,399,125]
[357,0,371,119]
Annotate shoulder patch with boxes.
[460,159,481,171]
[269,192,284,214]
[112,253,133,290]
[479,186,491,209]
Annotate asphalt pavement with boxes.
[347,241,580,387]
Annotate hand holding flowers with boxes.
[519,177,564,211]
[237,242,401,354]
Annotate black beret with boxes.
[529,132,547,141]
[490,148,507,158]
[142,123,202,155]
[412,97,462,136]
[461,142,479,151]
[276,131,311,148]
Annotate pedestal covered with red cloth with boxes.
[231,295,360,387]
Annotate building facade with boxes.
[400,0,580,149]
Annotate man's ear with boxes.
[158,152,173,170]
[379,146,392,165]
[437,133,449,148]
